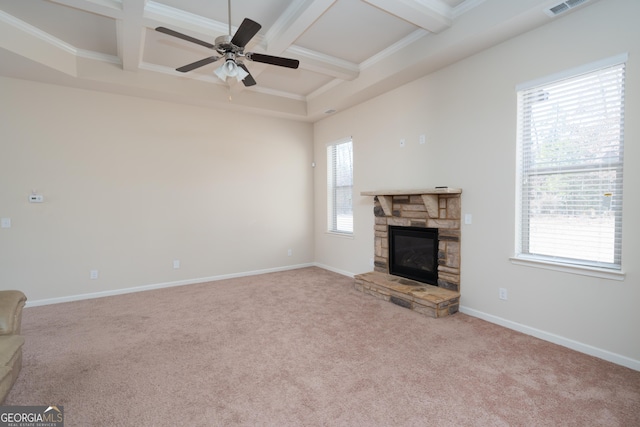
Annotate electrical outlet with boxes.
[499,288,508,300]
[173,260,180,269]
[90,270,99,280]
[419,134,426,144]
[287,249,292,257]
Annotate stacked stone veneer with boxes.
[371,190,461,292]
[354,189,462,318]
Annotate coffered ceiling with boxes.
[0,0,599,121]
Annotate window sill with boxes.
[509,256,625,281]
[326,231,354,239]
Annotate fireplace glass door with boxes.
[388,226,438,285]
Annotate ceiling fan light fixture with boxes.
[214,59,248,83]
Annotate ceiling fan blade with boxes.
[176,56,220,73]
[246,53,299,69]
[156,27,215,49]
[230,18,261,48]
[238,64,256,87]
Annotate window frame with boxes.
[326,137,354,236]
[512,54,627,279]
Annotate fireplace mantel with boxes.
[361,188,462,218]
[361,188,462,196]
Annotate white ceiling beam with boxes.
[250,0,357,86]
[286,46,359,81]
[362,0,452,33]
[263,0,337,55]
[0,11,78,76]
[47,0,123,19]
[118,0,146,72]
[144,1,228,39]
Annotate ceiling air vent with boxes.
[544,0,590,17]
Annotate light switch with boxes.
[464,214,472,225]
[1,218,10,228]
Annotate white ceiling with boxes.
[0,0,599,122]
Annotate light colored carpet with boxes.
[7,267,640,426]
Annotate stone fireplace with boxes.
[354,188,461,318]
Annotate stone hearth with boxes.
[355,272,460,318]
[355,188,461,318]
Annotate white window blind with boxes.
[516,58,625,270]
[327,138,353,234]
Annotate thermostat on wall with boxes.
[29,194,44,203]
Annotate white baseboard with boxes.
[312,262,355,278]
[26,263,314,308]
[459,305,640,372]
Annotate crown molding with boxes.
[0,10,77,56]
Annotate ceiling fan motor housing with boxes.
[215,35,240,56]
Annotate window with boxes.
[516,55,626,271]
[327,138,353,234]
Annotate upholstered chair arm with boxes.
[0,291,27,335]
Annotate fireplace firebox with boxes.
[388,226,438,285]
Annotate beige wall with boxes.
[0,78,314,302]
[314,0,640,367]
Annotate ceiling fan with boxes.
[155,0,299,87]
